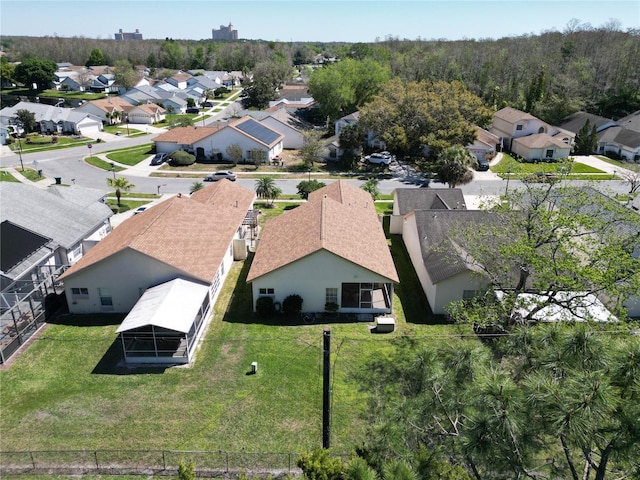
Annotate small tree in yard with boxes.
[190,181,204,194]
[361,177,380,200]
[297,179,326,200]
[226,143,243,164]
[297,130,324,169]
[621,164,640,194]
[255,176,281,206]
[106,176,135,207]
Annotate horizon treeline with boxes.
[2,21,639,123]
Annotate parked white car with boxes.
[204,170,237,182]
[363,152,393,166]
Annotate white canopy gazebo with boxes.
[116,278,211,364]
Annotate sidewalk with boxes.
[3,166,53,189]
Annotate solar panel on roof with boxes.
[235,118,280,145]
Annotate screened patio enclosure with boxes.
[116,279,211,364]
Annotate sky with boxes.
[1,0,638,43]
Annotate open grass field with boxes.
[0,220,468,455]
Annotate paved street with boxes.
[1,119,636,205]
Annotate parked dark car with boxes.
[476,158,490,171]
[186,107,200,114]
[150,153,168,166]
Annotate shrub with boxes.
[297,449,343,480]
[256,296,275,317]
[283,294,303,314]
[177,458,196,480]
[169,150,196,166]
[324,302,339,312]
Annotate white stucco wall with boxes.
[64,249,200,314]
[194,128,284,162]
[512,142,571,161]
[250,249,394,313]
[403,213,489,315]
[260,117,304,149]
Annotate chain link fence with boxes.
[0,449,306,478]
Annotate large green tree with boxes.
[359,79,491,160]
[15,109,37,133]
[308,58,391,121]
[445,184,640,324]
[355,326,640,479]
[114,59,138,91]
[85,48,105,67]
[573,119,598,155]
[13,57,57,90]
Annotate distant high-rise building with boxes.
[212,23,238,40]
[114,29,143,41]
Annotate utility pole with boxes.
[322,327,331,449]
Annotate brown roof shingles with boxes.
[60,181,254,284]
[247,180,399,283]
[153,126,222,145]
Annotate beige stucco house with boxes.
[59,181,256,364]
[401,209,493,315]
[247,181,399,315]
[512,133,572,161]
[490,107,574,157]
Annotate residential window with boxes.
[259,288,274,295]
[516,124,523,131]
[463,290,478,300]
[98,288,113,307]
[326,288,338,305]
[545,149,554,158]
[71,287,89,296]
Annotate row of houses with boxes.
[3,176,637,365]
[491,107,640,162]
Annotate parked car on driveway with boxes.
[476,158,490,171]
[204,170,237,182]
[363,152,393,166]
[150,153,168,166]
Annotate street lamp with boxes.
[308,167,312,182]
[505,166,512,196]
[110,162,116,181]
[126,118,130,137]
[157,184,166,195]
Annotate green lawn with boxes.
[0,170,20,182]
[86,156,126,173]
[11,137,91,154]
[493,153,606,177]
[105,144,155,166]
[106,199,148,213]
[0,216,465,455]
[18,167,44,181]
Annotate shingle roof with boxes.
[513,133,569,149]
[0,183,113,249]
[60,181,255,283]
[598,126,640,148]
[412,210,502,284]
[247,180,398,283]
[394,188,466,216]
[618,110,640,133]
[153,125,222,144]
[559,111,617,134]
[494,107,538,123]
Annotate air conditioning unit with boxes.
[375,316,395,333]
